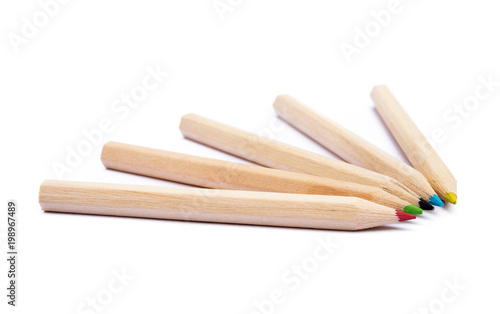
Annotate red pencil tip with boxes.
[396,210,416,221]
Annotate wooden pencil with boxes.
[179,114,432,210]
[273,94,442,207]
[39,180,415,231]
[371,85,457,204]
[100,141,422,214]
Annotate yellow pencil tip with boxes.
[444,192,457,205]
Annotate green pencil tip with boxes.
[403,205,423,215]
[444,192,457,205]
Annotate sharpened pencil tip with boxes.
[403,205,422,215]
[444,192,457,205]
[429,194,444,207]
[419,198,435,210]
[396,210,416,221]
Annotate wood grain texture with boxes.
[179,114,422,206]
[371,85,457,202]
[101,141,413,210]
[39,180,407,231]
[273,94,437,202]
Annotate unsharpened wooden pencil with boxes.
[39,180,415,231]
[100,141,422,214]
[179,114,432,210]
[273,94,442,207]
[371,85,457,204]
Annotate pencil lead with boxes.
[419,198,435,210]
[444,192,457,205]
[429,194,444,207]
[403,205,422,215]
[396,210,416,221]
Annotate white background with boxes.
[1,0,499,313]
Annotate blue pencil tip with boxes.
[429,194,444,207]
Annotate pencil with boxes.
[179,114,433,210]
[273,94,442,207]
[39,180,416,231]
[100,141,422,214]
[371,85,457,204]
